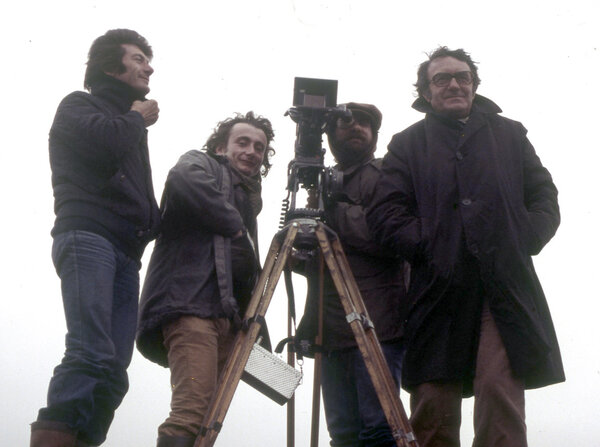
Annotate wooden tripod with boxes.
[193,218,418,447]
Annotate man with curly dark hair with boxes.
[136,112,275,447]
[30,29,161,447]
[203,113,275,177]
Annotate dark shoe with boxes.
[157,435,196,447]
[30,421,77,447]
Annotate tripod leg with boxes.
[314,223,418,447]
[309,253,324,447]
[194,223,300,447]
[287,294,295,447]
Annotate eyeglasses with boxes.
[430,71,474,87]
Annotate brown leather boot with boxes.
[30,421,77,447]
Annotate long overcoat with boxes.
[367,95,564,395]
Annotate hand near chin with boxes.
[131,99,159,127]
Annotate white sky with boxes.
[2,1,599,445]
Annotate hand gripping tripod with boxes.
[193,217,418,447]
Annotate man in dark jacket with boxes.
[296,103,407,446]
[136,112,275,447]
[367,47,564,447]
[31,29,161,447]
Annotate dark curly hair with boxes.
[204,111,276,178]
[415,46,481,100]
[84,29,153,91]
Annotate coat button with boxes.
[462,198,472,206]
[456,151,464,160]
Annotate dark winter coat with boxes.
[367,95,564,395]
[136,150,259,367]
[49,75,161,262]
[297,158,407,352]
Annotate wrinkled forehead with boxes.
[427,56,470,77]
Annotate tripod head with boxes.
[281,77,350,226]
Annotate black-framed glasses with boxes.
[430,71,474,87]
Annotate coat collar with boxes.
[336,156,375,177]
[416,94,503,149]
[412,93,502,116]
[89,73,145,112]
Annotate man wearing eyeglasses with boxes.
[367,47,564,447]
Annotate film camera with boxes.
[282,77,351,224]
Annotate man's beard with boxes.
[332,137,374,167]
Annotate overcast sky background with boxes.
[1,1,599,445]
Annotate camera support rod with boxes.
[193,219,418,447]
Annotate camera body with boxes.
[284,77,349,222]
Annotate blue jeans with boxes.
[321,341,404,447]
[37,230,140,446]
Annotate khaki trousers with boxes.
[409,303,527,447]
[158,316,236,438]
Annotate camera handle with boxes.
[193,219,418,447]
